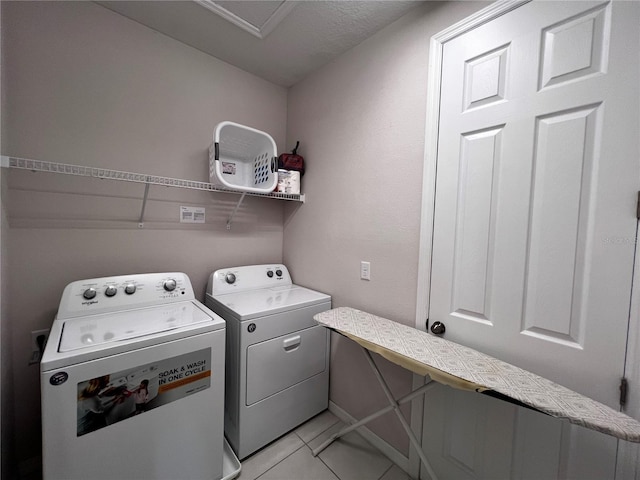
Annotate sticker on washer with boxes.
[76,348,211,436]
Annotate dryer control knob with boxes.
[225,273,236,284]
[104,285,117,297]
[124,284,136,295]
[163,279,177,292]
[276,269,283,277]
[83,288,97,300]
[267,271,274,278]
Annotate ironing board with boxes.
[312,307,640,480]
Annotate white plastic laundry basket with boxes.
[209,121,278,193]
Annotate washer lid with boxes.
[211,284,330,320]
[59,301,220,352]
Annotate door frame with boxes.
[412,0,640,477]
[617,237,640,479]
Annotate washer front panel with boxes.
[41,330,225,480]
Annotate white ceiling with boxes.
[97,1,422,87]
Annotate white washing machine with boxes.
[205,264,331,459]
[40,272,239,480]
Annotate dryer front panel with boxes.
[246,325,327,405]
[226,300,331,459]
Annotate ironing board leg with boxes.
[361,349,439,480]
[310,382,435,457]
[311,348,440,480]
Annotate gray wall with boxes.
[284,1,489,455]
[2,1,287,470]
[0,1,16,476]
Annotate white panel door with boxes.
[424,1,638,478]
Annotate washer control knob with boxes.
[104,285,117,297]
[276,269,283,277]
[83,288,97,300]
[163,279,177,292]
[267,271,274,278]
[225,273,236,284]
[124,284,136,295]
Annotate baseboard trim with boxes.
[328,400,411,475]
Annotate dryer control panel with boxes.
[207,264,292,296]
[57,272,194,319]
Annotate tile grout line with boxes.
[302,443,341,480]
[377,464,394,480]
[246,413,409,480]
[302,420,341,445]
[247,415,348,480]
[304,424,401,480]
[244,418,333,480]
[253,440,308,480]
[299,418,343,480]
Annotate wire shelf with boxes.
[1,156,304,202]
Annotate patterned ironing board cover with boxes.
[314,307,640,443]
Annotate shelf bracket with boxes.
[138,181,150,228]
[226,192,247,230]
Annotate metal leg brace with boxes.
[311,347,440,480]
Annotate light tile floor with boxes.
[237,410,412,480]
[25,410,411,480]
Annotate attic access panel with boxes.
[194,0,297,39]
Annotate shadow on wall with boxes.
[283,199,304,228]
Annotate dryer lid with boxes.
[59,301,220,352]
[210,285,330,320]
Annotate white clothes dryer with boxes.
[41,272,239,480]
[206,265,331,460]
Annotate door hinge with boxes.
[636,191,640,220]
[620,377,628,407]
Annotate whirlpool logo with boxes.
[49,372,68,386]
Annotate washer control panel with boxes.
[58,272,194,319]
[208,264,292,295]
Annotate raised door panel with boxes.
[539,4,610,89]
[523,105,601,345]
[451,126,503,324]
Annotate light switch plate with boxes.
[360,261,371,281]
